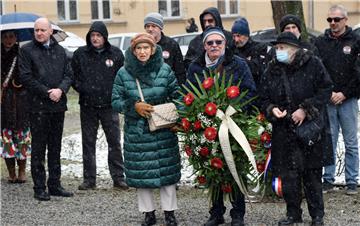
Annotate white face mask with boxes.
[276,49,290,63]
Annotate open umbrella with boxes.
[0,12,67,42]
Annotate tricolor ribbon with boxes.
[263,149,271,181]
[216,105,260,197]
[272,176,283,197]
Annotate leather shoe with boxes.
[49,186,74,197]
[114,180,129,190]
[78,182,96,190]
[278,216,303,225]
[34,191,51,201]
[311,217,324,226]
[204,214,225,226]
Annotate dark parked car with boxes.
[250,27,322,43]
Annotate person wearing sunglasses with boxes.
[184,7,233,71]
[187,26,256,226]
[314,4,360,196]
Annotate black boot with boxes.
[164,211,177,226]
[311,216,324,226]
[204,214,225,226]
[141,210,156,226]
[278,216,303,226]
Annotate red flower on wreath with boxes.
[185,146,192,156]
[183,93,194,106]
[197,175,207,184]
[202,77,214,90]
[205,102,217,116]
[221,184,232,193]
[211,157,223,169]
[181,118,191,132]
[260,132,271,143]
[204,127,217,141]
[256,113,266,122]
[256,161,266,173]
[193,120,202,131]
[199,147,210,157]
[226,86,240,99]
[249,139,258,151]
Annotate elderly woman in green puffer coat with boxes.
[111,33,181,226]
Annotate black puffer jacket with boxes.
[158,33,186,85]
[184,7,233,70]
[314,27,360,99]
[19,38,72,113]
[259,50,334,175]
[1,44,29,129]
[72,21,124,108]
[233,38,270,86]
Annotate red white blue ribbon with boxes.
[272,176,283,197]
[263,149,271,180]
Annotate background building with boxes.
[1,0,359,39]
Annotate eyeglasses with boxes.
[203,18,215,24]
[206,40,224,46]
[326,17,345,23]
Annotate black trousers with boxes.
[30,112,65,192]
[80,106,125,185]
[210,189,245,219]
[282,168,324,219]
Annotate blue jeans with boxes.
[323,98,359,185]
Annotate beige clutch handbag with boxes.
[136,79,179,132]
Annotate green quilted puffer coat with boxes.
[111,45,181,188]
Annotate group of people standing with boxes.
[1,3,359,226]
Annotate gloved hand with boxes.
[135,101,154,118]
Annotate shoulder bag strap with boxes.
[135,78,145,102]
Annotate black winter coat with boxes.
[19,39,72,113]
[233,38,270,86]
[314,27,360,99]
[72,21,124,108]
[184,7,233,70]
[158,33,186,85]
[1,44,29,129]
[259,50,334,175]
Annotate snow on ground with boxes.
[61,118,360,185]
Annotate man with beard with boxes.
[184,7,233,70]
[144,12,186,85]
[315,4,360,195]
[231,17,270,86]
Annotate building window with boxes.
[91,0,111,20]
[0,0,3,15]
[158,0,180,18]
[57,0,78,21]
[217,0,239,16]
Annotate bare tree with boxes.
[271,0,309,40]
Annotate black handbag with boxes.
[282,73,324,146]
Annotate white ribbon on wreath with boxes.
[216,105,260,196]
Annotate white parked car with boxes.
[58,31,86,59]
[108,32,138,54]
[171,32,201,58]
[59,32,86,52]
